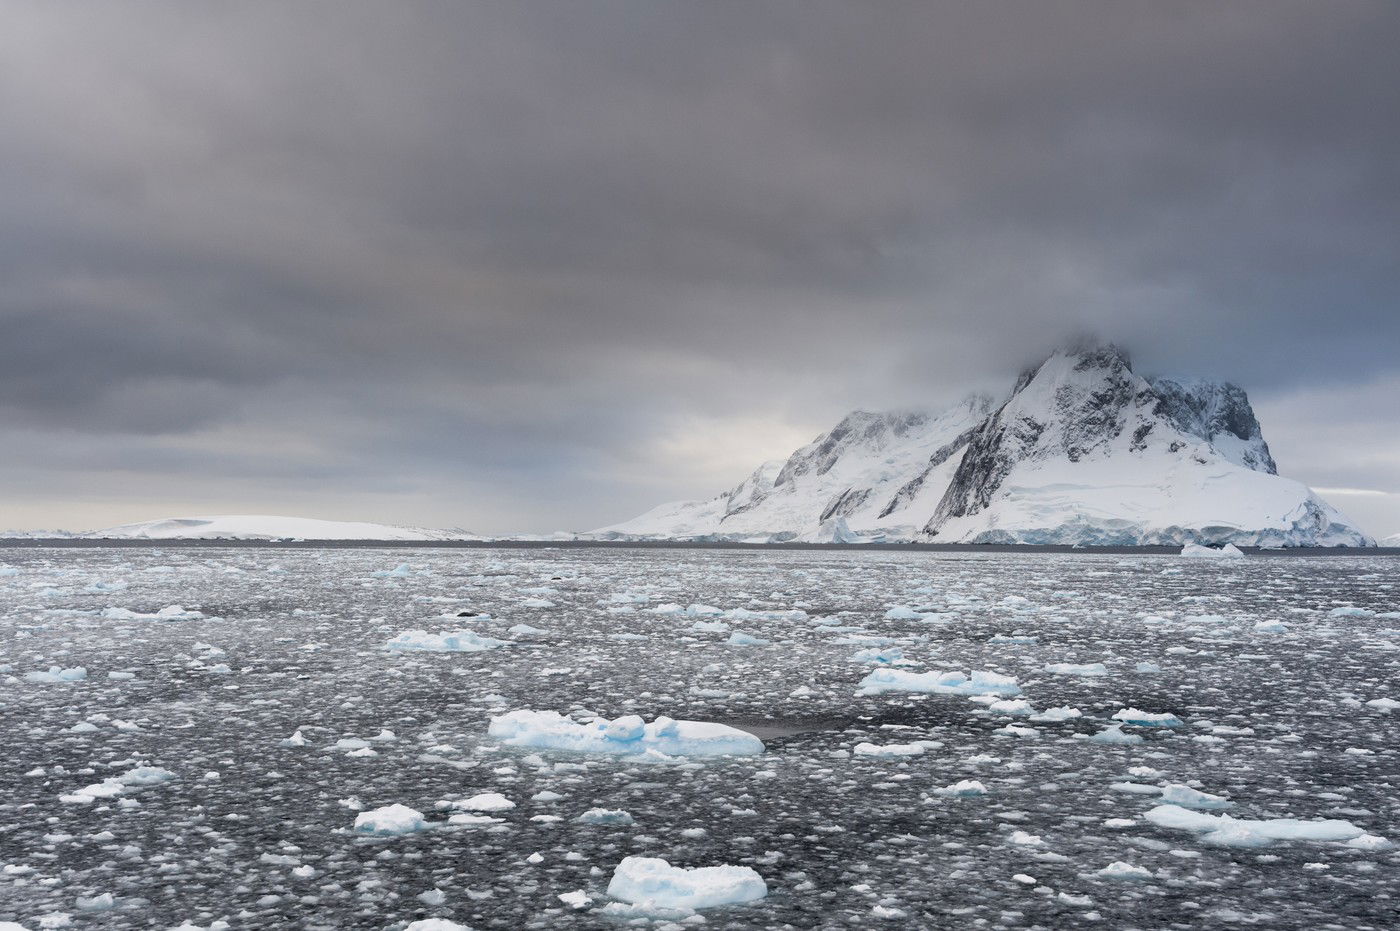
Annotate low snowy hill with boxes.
[84,515,475,542]
[596,343,1373,547]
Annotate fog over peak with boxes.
[2,1,1398,535]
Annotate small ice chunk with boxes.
[1253,620,1288,634]
[454,792,515,812]
[606,856,767,911]
[1030,706,1082,723]
[852,742,927,758]
[559,890,592,909]
[1160,784,1232,810]
[353,804,426,836]
[1096,861,1153,880]
[576,808,635,826]
[1112,709,1183,728]
[1044,662,1108,677]
[726,631,769,646]
[1088,725,1143,745]
[936,779,989,798]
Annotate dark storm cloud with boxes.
[2,1,1399,533]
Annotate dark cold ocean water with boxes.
[1,546,1397,929]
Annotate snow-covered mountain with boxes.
[1383,533,1400,547]
[596,343,1373,547]
[84,515,476,541]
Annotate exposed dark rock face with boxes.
[1149,378,1277,473]
[878,428,979,519]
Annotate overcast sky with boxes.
[2,1,1398,536]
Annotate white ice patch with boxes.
[576,808,635,825]
[856,668,1020,697]
[1143,804,1365,847]
[384,629,507,652]
[606,856,767,911]
[60,766,175,804]
[100,605,207,621]
[1044,662,1108,677]
[24,666,88,683]
[936,779,989,797]
[352,804,427,836]
[1112,708,1183,728]
[487,710,765,757]
[1180,543,1245,558]
[852,742,930,758]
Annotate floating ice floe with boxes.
[1044,662,1108,677]
[404,920,470,930]
[576,808,634,825]
[25,666,88,683]
[1253,619,1289,634]
[1096,861,1153,880]
[856,668,1020,697]
[988,699,1035,716]
[1143,804,1366,847]
[989,635,1038,645]
[1180,542,1245,558]
[487,710,765,757]
[606,856,767,911]
[936,779,989,797]
[384,629,506,652]
[1365,697,1400,712]
[850,646,903,664]
[1087,725,1143,745]
[353,804,427,836]
[1159,784,1232,809]
[60,766,175,804]
[372,563,413,578]
[852,741,931,758]
[100,605,206,621]
[726,631,769,646]
[1112,708,1183,728]
[454,792,515,812]
[1030,706,1082,723]
[1329,606,1374,618]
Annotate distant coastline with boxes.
[2,538,1397,556]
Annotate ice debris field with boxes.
[1,545,1398,929]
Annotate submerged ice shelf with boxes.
[1,545,1398,929]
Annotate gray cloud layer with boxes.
[2,1,1398,534]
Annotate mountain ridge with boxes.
[596,343,1373,547]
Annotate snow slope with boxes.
[597,343,1372,547]
[84,515,475,541]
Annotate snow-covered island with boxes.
[595,343,1373,547]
